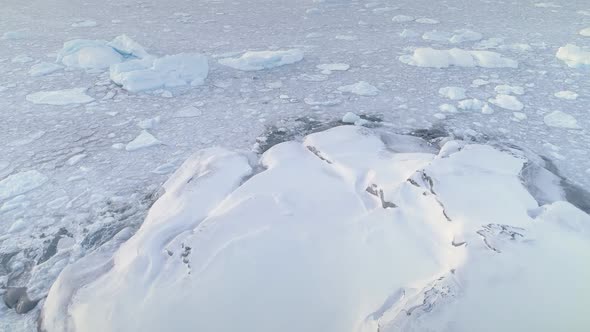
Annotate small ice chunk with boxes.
[556,44,590,68]
[337,81,379,96]
[488,94,524,111]
[494,85,524,95]
[438,86,467,100]
[335,35,358,41]
[138,116,161,129]
[415,18,439,24]
[439,103,458,113]
[580,28,590,37]
[342,112,360,123]
[471,79,490,87]
[399,48,518,68]
[174,106,202,118]
[218,49,303,71]
[392,15,414,22]
[458,98,485,110]
[554,91,578,100]
[26,88,94,105]
[481,103,494,114]
[513,112,527,121]
[543,111,581,129]
[0,170,48,200]
[125,131,162,151]
[29,62,63,76]
[316,63,350,74]
[107,34,149,59]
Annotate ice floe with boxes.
[554,90,578,100]
[71,19,97,28]
[438,86,466,100]
[125,131,162,151]
[26,88,94,105]
[40,126,590,332]
[29,62,64,77]
[556,44,590,68]
[488,94,524,111]
[218,49,304,71]
[110,53,209,92]
[494,84,524,95]
[392,15,414,22]
[0,170,48,201]
[399,48,518,68]
[543,111,581,129]
[337,81,379,96]
[580,28,590,37]
[316,63,350,74]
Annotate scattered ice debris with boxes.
[29,62,64,77]
[439,103,458,113]
[556,44,590,68]
[125,131,162,151]
[12,55,34,63]
[1,30,27,40]
[554,90,578,100]
[488,94,524,111]
[458,98,485,111]
[422,29,482,44]
[0,170,48,200]
[110,53,209,92]
[26,88,94,105]
[316,63,350,74]
[392,15,414,22]
[399,48,518,68]
[438,86,466,100]
[337,81,379,96]
[71,19,97,28]
[218,49,303,71]
[543,111,581,129]
[494,85,524,95]
[580,28,590,37]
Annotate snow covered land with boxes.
[1,0,589,331]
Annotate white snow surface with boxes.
[399,48,518,68]
[218,49,304,71]
[40,126,590,332]
[26,88,94,105]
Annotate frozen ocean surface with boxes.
[0,0,589,330]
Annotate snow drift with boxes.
[40,126,590,332]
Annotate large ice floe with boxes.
[399,47,518,68]
[556,44,590,68]
[56,34,208,91]
[218,49,304,71]
[40,125,590,332]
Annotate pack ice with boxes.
[26,88,94,105]
[40,126,590,332]
[57,35,208,91]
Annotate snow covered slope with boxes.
[40,126,590,332]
